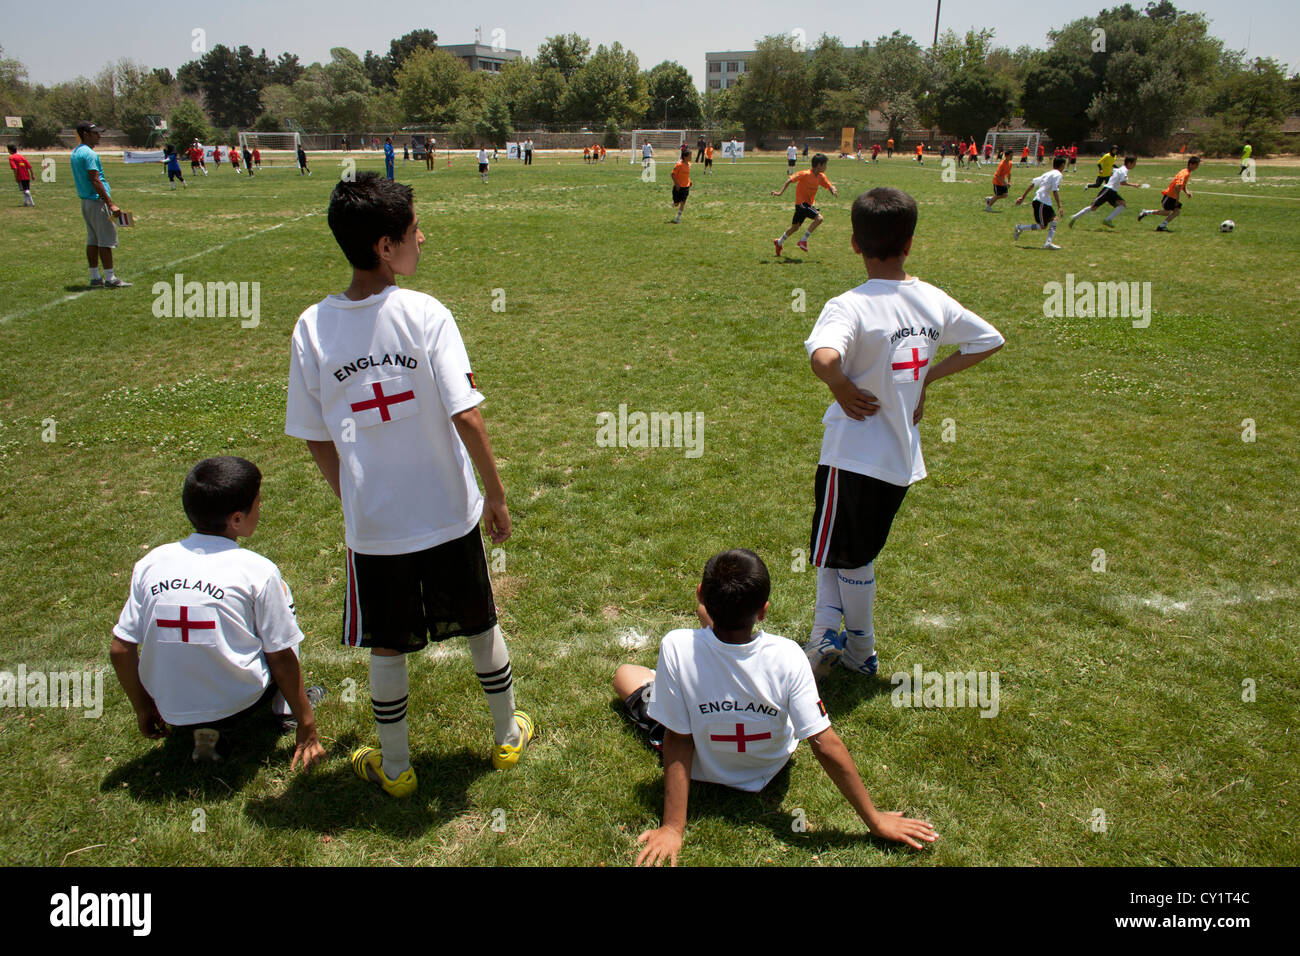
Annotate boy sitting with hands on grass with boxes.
[615,549,938,866]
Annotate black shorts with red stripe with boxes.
[808,465,908,569]
[343,527,496,652]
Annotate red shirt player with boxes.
[1036,143,1045,164]
[1021,145,1030,165]
[212,144,222,167]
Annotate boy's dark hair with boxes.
[327,171,415,270]
[811,152,828,168]
[1125,155,1137,165]
[6,145,15,154]
[851,187,918,260]
[183,456,261,534]
[701,550,771,631]
[1053,156,1067,170]
[1188,155,1201,165]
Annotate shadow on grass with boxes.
[101,718,289,804]
[243,734,494,839]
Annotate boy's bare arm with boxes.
[452,407,511,544]
[306,440,342,499]
[265,649,325,770]
[811,347,879,420]
[636,729,694,866]
[109,637,167,738]
[807,727,937,849]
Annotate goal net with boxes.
[237,131,301,167]
[982,130,1042,162]
[629,129,686,163]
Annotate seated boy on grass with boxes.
[110,456,325,767]
[614,549,938,866]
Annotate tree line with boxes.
[1,3,1296,154]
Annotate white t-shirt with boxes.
[1034,168,1063,206]
[1106,164,1130,190]
[787,146,798,161]
[647,627,830,792]
[805,278,1004,486]
[113,534,303,725]
[477,149,489,165]
[643,143,653,158]
[285,286,485,555]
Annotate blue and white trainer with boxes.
[803,628,845,675]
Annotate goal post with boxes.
[237,131,301,167]
[982,130,1041,162]
[629,129,687,163]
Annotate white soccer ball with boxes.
[1220,219,1236,232]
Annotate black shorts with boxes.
[792,203,820,225]
[1091,187,1122,208]
[190,161,200,170]
[994,184,1009,197]
[478,163,488,173]
[623,681,666,752]
[788,159,797,168]
[171,683,278,732]
[1161,195,1181,211]
[704,158,712,167]
[167,169,182,181]
[343,527,497,652]
[809,464,909,568]
[672,184,689,203]
[17,178,30,191]
[1033,199,1056,226]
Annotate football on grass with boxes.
[1220,220,1236,232]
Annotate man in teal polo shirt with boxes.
[71,120,130,288]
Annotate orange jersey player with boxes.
[1138,156,1199,232]
[670,155,692,223]
[985,151,1014,211]
[771,152,837,255]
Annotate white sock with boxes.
[1047,221,1058,241]
[801,230,811,241]
[90,267,100,281]
[836,564,877,664]
[1072,207,1090,220]
[105,268,115,281]
[811,566,844,641]
[469,625,519,746]
[1105,208,1124,223]
[369,653,410,778]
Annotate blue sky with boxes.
[9,0,1296,87]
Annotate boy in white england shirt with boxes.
[615,549,938,866]
[286,172,531,797]
[802,187,1004,678]
[110,456,325,767]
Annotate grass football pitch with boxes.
[0,148,1296,866]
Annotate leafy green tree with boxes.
[270,53,304,87]
[1022,51,1096,144]
[730,35,812,135]
[933,68,1014,138]
[395,47,468,125]
[19,114,62,148]
[642,61,702,127]
[1201,56,1289,155]
[169,99,212,146]
[861,31,929,139]
[537,34,590,80]
[562,42,647,128]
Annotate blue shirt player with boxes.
[384,137,395,181]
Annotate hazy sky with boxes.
[8,0,1297,88]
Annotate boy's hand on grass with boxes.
[291,727,325,771]
[483,496,511,543]
[830,380,879,420]
[635,826,683,866]
[869,810,938,849]
[136,702,168,739]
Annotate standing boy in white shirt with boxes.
[1013,154,1067,249]
[286,173,531,798]
[110,456,325,767]
[616,549,938,866]
[802,187,1004,677]
[477,146,490,183]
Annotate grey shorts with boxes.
[81,198,118,248]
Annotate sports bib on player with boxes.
[152,604,220,645]
[346,375,420,428]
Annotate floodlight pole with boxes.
[933,0,942,48]
[664,95,675,129]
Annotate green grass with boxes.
[0,149,1296,866]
